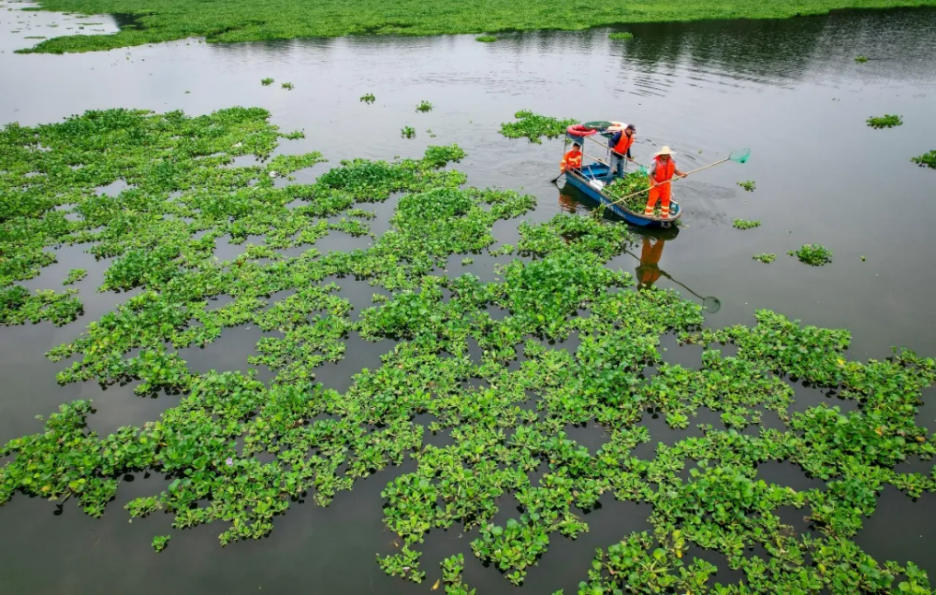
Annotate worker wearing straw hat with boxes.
[645,146,687,219]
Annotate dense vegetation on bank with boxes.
[18,0,936,53]
[1,108,934,592]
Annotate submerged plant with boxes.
[866,114,902,129]
[499,110,577,144]
[790,243,832,265]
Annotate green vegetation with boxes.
[605,171,650,213]
[63,268,87,285]
[732,219,761,230]
[17,0,936,53]
[280,82,294,90]
[1,108,934,593]
[854,54,868,63]
[401,125,415,139]
[151,535,170,552]
[737,180,756,192]
[260,77,274,86]
[475,34,497,42]
[790,243,832,266]
[866,114,903,129]
[360,92,376,104]
[499,111,577,144]
[752,253,776,263]
[416,100,433,113]
[911,149,936,169]
[608,31,634,40]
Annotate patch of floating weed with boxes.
[151,534,170,552]
[280,82,294,90]
[63,268,87,285]
[866,114,902,129]
[854,54,868,63]
[499,110,577,144]
[790,243,832,266]
[911,149,936,169]
[260,77,273,86]
[737,179,756,191]
[608,31,634,40]
[416,100,433,113]
[400,125,415,139]
[732,219,760,230]
[752,252,776,263]
[359,92,375,104]
[1,107,934,594]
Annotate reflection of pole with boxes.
[623,245,721,313]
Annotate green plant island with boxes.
[1,108,935,593]
[14,0,936,53]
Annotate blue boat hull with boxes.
[564,163,680,227]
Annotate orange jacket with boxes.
[613,131,635,156]
[560,149,582,172]
[651,156,676,183]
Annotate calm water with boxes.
[1,2,935,592]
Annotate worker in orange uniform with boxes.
[608,123,636,178]
[645,146,687,219]
[560,142,583,172]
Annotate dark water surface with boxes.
[1,2,935,592]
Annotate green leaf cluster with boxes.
[499,111,577,144]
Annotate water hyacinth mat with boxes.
[1,107,934,593]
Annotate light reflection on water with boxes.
[0,3,935,592]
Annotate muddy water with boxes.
[1,3,935,592]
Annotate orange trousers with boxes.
[645,182,671,216]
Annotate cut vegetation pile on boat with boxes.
[0,108,935,593]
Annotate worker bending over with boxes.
[645,146,687,219]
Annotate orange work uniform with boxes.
[645,157,676,218]
[560,148,582,172]
[636,237,665,289]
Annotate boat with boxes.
[560,124,681,228]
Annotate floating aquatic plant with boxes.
[733,219,761,230]
[854,55,868,63]
[281,82,294,90]
[608,31,634,40]
[0,107,933,595]
[401,125,415,138]
[475,35,497,42]
[416,100,433,112]
[911,150,936,169]
[737,179,756,191]
[790,243,832,265]
[260,77,273,86]
[866,114,902,129]
[752,252,776,263]
[360,92,376,104]
[63,268,87,285]
[499,110,577,144]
